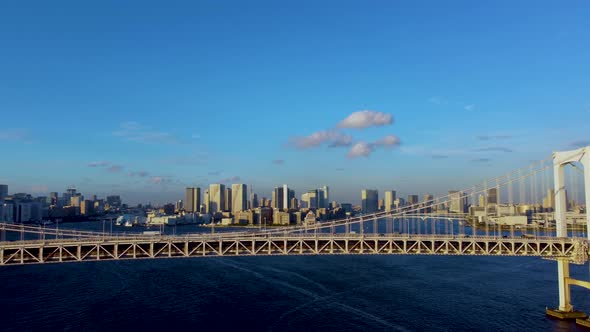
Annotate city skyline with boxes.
[1,2,590,205]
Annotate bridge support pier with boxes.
[547,147,590,320]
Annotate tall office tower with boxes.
[361,189,378,214]
[185,187,201,213]
[407,195,419,206]
[175,200,183,212]
[208,184,225,213]
[203,189,210,214]
[224,187,232,211]
[378,199,384,211]
[0,184,7,202]
[281,185,294,210]
[384,190,396,212]
[449,191,467,213]
[70,195,83,207]
[290,197,298,210]
[49,192,58,205]
[487,188,499,205]
[250,192,259,209]
[273,186,284,209]
[478,194,485,207]
[232,184,248,213]
[106,195,122,208]
[319,186,329,208]
[307,189,319,208]
[287,189,295,209]
[422,194,434,213]
[543,189,555,210]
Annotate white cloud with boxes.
[114,121,178,144]
[337,110,393,129]
[373,135,400,148]
[88,161,110,167]
[347,142,374,158]
[289,130,352,149]
[464,104,475,112]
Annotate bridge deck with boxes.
[0,234,586,266]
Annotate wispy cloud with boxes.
[476,135,512,141]
[373,135,400,148]
[128,171,149,177]
[272,159,285,165]
[347,142,373,158]
[464,104,476,112]
[337,110,393,129]
[113,121,179,144]
[476,147,513,153]
[0,129,32,143]
[428,97,446,105]
[288,130,352,149]
[218,175,241,183]
[107,165,124,173]
[431,154,449,159]
[208,171,221,176]
[88,161,110,167]
[149,176,173,185]
[471,158,491,163]
[347,135,401,159]
[570,140,590,148]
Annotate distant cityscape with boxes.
[0,182,586,228]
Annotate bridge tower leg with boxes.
[546,147,590,320]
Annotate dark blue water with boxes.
[2,254,590,331]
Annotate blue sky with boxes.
[1,1,589,205]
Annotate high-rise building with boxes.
[203,189,210,214]
[543,189,556,210]
[449,191,467,213]
[49,192,58,206]
[106,195,122,208]
[208,184,225,213]
[250,193,259,209]
[303,190,318,209]
[407,195,419,206]
[361,189,378,214]
[384,190,396,212]
[232,184,248,214]
[224,187,232,211]
[487,188,499,205]
[319,186,329,208]
[0,184,7,202]
[185,187,201,213]
[273,186,284,209]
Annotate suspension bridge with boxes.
[2,146,590,324]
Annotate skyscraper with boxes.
[208,184,225,213]
[361,189,378,214]
[319,186,329,208]
[232,184,247,213]
[407,195,419,206]
[449,191,467,213]
[185,187,201,213]
[273,186,284,209]
[487,188,499,205]
[0,184,7,202]
[250,192,259,209]
[224,187,232,211]
[384,190,396,212]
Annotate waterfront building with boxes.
[224,187,232,211]
[449,190,467,213]
[319,186,329,208]
[384,190,396,212]
[361,189,378,214]
[407,195,419,206]
[231,184,247,214]
[0,184,7,202]
[185,187,201,213]
[209,184,225,213]
[250,192,259,209]
[80,200,93,215]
